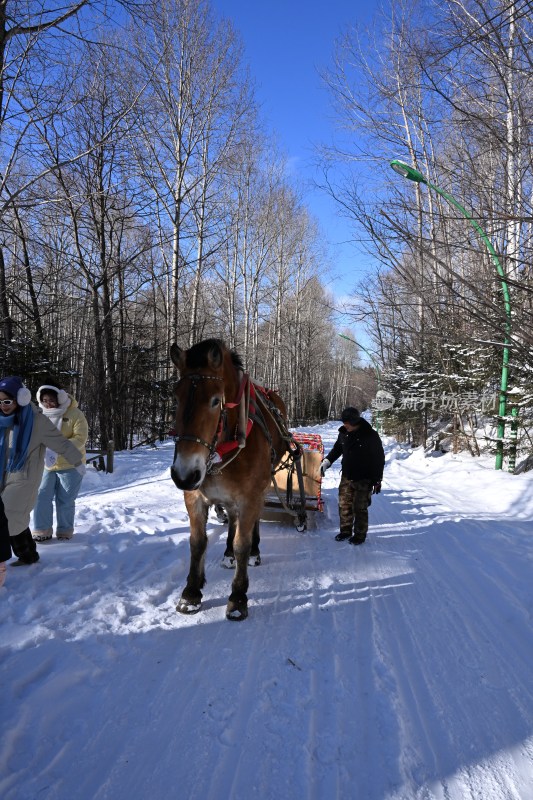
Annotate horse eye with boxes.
[211,397,220,408]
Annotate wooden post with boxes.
[106,440,114,473]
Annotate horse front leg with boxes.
[226,502,261,621]
[177,491,209,615]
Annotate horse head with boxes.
[170,339,238,491]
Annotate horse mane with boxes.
[185,339,244,372]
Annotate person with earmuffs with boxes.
[0,376,86,586]
[32,383,88,544]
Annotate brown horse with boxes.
[170,338,291,620]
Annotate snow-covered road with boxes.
[2,422,533,799]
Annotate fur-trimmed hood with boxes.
[36,385,71,408]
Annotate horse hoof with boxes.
[176,598,202,614]
[248,554,261,566]
[221,555,235,569]
[226,602,248,621]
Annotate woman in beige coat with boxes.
[32,384,88,542]
[0,376,85,581]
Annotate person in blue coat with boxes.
[0,376,85,586]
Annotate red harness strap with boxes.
[223,372,249,409]
[215,376,257,457]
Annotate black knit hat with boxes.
[341,406,361,424]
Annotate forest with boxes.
[321,0,533,464]
[1,0,532,469]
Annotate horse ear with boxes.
[170,343,186,370]
[207,343,223,369]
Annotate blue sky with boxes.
[211,0,380,308]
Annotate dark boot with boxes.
[11,529,40,565]
[348,535,366,546]
[335,531,352,541]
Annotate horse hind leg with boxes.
[214,504,228,524]
[221,515,237,569]
[222,518,261,569]
[249,520,261,567]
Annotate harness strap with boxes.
[215,379,256,459]
[216,419,253,456]
[224,372,249,409]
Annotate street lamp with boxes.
[390,159,512,470]
[338,334,382,432]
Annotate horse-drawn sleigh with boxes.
[169,338,323,621]
[262,432,324,531]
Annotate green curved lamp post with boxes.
[390,159,512,470]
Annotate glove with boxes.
[75,463,86,477]
[372,481,382,494]
[320,459,331,477]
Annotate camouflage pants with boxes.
[338,477,373,540]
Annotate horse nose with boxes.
[170,466,202,490]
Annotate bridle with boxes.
[172,369,299,484]
[173,373,225,457]
[173,369,270,476]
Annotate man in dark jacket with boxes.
[320,407,385,545]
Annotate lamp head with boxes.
[390,159,427,184]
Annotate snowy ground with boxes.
[1,421,533,800]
